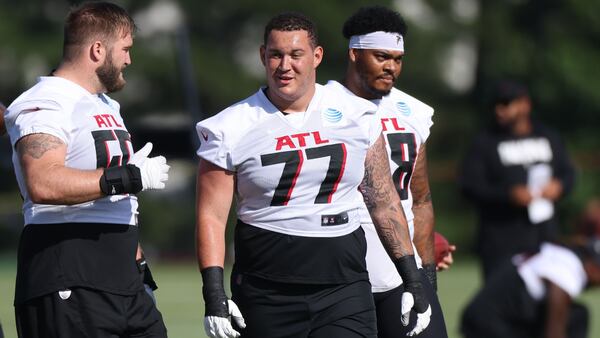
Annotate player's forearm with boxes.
[362,135,414,258]
[371,207,415,258]
[196,218,227,270]
[195,160,234,270]
[410,146,435,264]
[25,165,105,204]
[18,132,106,204]
[412,200,435,265]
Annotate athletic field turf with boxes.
[1,256,598,337]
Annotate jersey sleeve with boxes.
[352,96,381,147]
[366,109,382,146]
[323,80,381,146]
[195,115,234,171]
[6,99,70,147]
[402,92,434,143]
[414,104,434,143]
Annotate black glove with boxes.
[201,267,246,338]
[394,255,432,336]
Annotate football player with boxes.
[4,3,169,337]
[196,11,431,338]
[325,5,451,337]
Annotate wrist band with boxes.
[201,266,228,317]
[99,164,142,195]
[394,255,420,283]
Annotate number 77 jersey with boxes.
[196,84,381,238]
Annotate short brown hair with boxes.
[63,1,136,60]
[263,12,319,48]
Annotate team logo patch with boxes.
[323,108,343,123]
[396,102,411,116]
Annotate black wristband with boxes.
[99,164,143,195]
[137,258,158,291]
[201,266,229,317]
[394,255,429,312]
[394,255,421,284]
[422,263,437,292]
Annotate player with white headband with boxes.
[326,5,451,337]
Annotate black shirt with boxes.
[15,223,143,305]
[233,220,369,284]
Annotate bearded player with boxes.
[4,3,169,337]
[326,6,451,337]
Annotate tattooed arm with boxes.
[412,145,435,265]
[411,144,438,288]
[361,133,414,259]
[362,134,431,333]
[17,133,104,204]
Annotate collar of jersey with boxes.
[258,85,323,130]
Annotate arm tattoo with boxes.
[17,133,64,159]
[411,143,436,263]
[361,135,413,257]
[360,136,395,210]
[411,144,433,206]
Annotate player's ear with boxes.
[259,45,266,66]
[313,45,323,68]
[90,40,105,63]
[349,48,358,63]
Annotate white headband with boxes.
[349,31,404,52]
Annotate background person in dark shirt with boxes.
[459,80,576,281]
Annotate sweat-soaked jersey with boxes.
[196,84,380,238]
[327,82,434,292]
[5,76,138,226]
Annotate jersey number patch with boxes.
[386,133,417,200]
[261,143,347,206]
[92,130,132,168]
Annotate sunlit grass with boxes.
[1,256,598,338]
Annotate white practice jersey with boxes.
[517,243,587,301]
[196,84,380,237]
[327,81,435,292]
[5,76,138,226]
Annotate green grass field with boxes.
[1,255,598,338]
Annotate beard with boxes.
[96,52,126,93]
[356,65,393,99]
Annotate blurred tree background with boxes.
[1,0,599,260]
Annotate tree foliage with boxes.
[1,0,599,253]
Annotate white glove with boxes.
[204,300,246,338]
[129,142,170,190]
[401,292,432,336]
